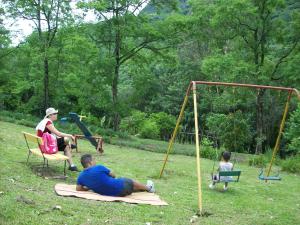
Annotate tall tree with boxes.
[0,5,10,59]
[189,0,300,153]
[4,0,72,110]
[78,0,176,130]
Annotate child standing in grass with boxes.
[209,151,233,191]
[76,154,155,196]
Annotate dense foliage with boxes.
[1,0,299,155]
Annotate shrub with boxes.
[149,112,176,140]
[281,155,300,173]
[0,110,39,127]
[16,119,36,127]
[84,115,101,127]
[139,120,160,139]
[248,154,267,167]
[199,137,219,160]
[285,104,300,155]
[200,147,221,161]
[120,110,146,134]
[206,111,252,153]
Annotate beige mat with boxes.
[55,183,168,206]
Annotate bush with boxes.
[16,119,36,127]
[84,115,101,127]
[120,110,146,134]
[200,147,221,161]
[285,104,300,155]
[206,111,252,152]
[0,110,39,126]
[248,154,267,167]
[248,148,283,167]
[281,155,300,173]
[139,120,160,139]
[199,137,220,160]
[149,112,176,140]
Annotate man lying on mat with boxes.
[76,154,155,196]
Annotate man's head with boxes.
[222,151,231,162]
[80,154,96,168]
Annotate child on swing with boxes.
[209,151,233,191]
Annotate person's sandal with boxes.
[68,166,80,172]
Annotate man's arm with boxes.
[76,185,89,191]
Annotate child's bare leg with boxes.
[133,181,150,192]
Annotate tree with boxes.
[78,0,176,130]
[0,5,10,60]
[206,111,252,152]
[4,0,73,110]
[0,5,11,110]
[189,0,300,153]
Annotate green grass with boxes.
[109,136,252,163]
[0,121,299,225]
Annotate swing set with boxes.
[158,81,300,215]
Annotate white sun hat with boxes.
[44,107,59,118]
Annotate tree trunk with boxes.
[112,9,121,131]
[112,64,120,131]
[255,89,266,154]
[44,56,49,110]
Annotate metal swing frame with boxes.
[158,81,300,214]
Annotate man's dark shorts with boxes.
[57,137,67,151]
[119,178,134,197]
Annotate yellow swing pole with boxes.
[192,82,203,213]
[265,91,292,181]
[159,82,192,178]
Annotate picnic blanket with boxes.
[54,183,168,206]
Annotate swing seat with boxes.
[212,170,241,183]
[258,170,281,181]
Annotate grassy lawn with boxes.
[108,136,253,163]
[0,121,299,225]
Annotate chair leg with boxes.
[42,158,46,176]
[26,151,31,164]
[63,160,66,176]
[75,137,78,153]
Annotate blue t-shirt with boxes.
[77,165,124,196]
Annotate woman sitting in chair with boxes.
[36,107,79,172]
